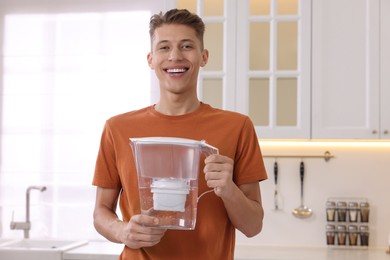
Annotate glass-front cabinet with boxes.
[177,0,236,112]
[176,0,311,139]
[236,0,311,139]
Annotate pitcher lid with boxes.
[129,137,206,146]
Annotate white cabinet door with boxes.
[177,0,237,112]
[179,0,312,139]
[380,0,390,139]
[312,0,381,139]
[235,0,312,139]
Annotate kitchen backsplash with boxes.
[236,142,390,249]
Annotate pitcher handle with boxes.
[197,141,219,202]
[201,142,219,156]
[197,189,215,202]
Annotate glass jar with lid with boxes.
[348,202,359,222]
[326,201,336,221]
[360,202,370,222]
[337,224,347,245]
[348,225,358,246]
[337,201,347,222]
[360,225,369,246]
[326,224,336,245]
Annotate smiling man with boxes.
[92,9,267,260]
[147,15,208,115]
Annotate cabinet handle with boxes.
[384,130,389,135]
[372,130,377,134]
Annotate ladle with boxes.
[292,161,312,218]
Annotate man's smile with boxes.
[164,67,189,74]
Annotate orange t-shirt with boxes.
[93,103,267,260]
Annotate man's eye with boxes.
[182,45,193,49]
[159,46,169,51]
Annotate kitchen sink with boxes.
[0,239,88,260]
[0,239,12,246]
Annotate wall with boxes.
[236,141,390,249]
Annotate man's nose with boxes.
[168,47,183,61]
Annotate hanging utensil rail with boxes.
[263,151,334,162]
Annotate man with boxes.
[92,8,267,259]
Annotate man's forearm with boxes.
[222,183,264,237]
[94,206,125,244]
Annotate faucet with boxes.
[10,185,47,238]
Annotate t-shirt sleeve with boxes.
[92,121,122,189]
[233,117,268,186]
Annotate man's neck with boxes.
[154,99,201,116]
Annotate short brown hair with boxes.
[149,9,205,49]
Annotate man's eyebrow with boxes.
[181,39,195,43]
[156,40,169,45]
[156,39,195,45]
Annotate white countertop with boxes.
[63,241,122,260]
[234,244,390,260]
[63,241,390,260]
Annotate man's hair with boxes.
[149,9,205,50]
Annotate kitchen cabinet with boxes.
[177,0,389,140]
[235,0,311,139]
[381,0,390,139]
[177,0,312,139]
[312,0,389,139]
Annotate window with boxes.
[0,0,170,240]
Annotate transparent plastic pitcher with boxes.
[129,137,218,230]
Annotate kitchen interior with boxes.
[0,0,390,259]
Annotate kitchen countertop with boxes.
[234,244,390,260]
[63,241,123,260]
[63,241,390,260]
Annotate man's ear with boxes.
[200,49,209,67]
[147,52,154,69]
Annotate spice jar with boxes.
[348,202,359,222]
[360,202,370,222]
[326,201,336,222]
[337,201,347,222]
[348,225,358,246]
[326,224,336,245]
[360,225,369,246]
[337,225,347,245]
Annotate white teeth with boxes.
[166,68,186,73]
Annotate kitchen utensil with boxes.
[292,161,312,218]
[273,161,279,210]
[129,137,219,230]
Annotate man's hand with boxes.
[122,214,167,249]
[203,154,264,237]
[203,154,234,198]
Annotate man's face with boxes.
[147,24,208,96]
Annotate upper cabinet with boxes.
[312,0,389,139]
[177,0,237,112]
[236,0,311,139]
[380,0,390,139]
[177,0,312,139]
[177,0,389,140]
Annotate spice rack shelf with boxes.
[263,150,334,162]
[325,197,370,248]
